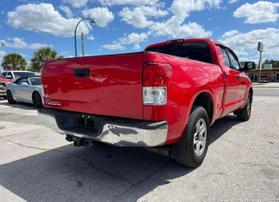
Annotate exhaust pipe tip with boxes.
[65,135,73,142]
[72,136,91,147]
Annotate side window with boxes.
[6,72,13,79]
[220,47,230,67]
[2,72,7,77]
[226,49,241,71]
[17,79,28,85]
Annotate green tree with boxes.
[1,53,27,70]
[30,47,63,72]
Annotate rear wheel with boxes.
[7,90,16,104]
[234,93,252,122]
[171,106,209,168]
[32,92,43,108]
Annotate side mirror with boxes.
[21,82,29,86]
[241,61,256,71]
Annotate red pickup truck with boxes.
[39,38,253,167]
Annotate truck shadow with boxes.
[0,115,240,201]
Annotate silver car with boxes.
[6,77,43,108]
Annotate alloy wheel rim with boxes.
[193,118,207,157]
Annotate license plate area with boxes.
[77,115,97,130]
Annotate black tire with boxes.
[234,93,252,122]
[171,106,209,168]
[7,90,16,104]
[32,92,43,108]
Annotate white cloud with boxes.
[64,0,88,8]
[7,3,90,37]
[87,35,95,41]
[97,0,159,6]
[170,0,222,21]
[102,43,125,50]
[82,7,114,27]
[59,5,73,18]
[228,0,238,4]
[119,6,168,28]
[2,37,50,50]
[147,0,220,38]
[219,28,279,60]
[117,0,220,38]
[234,1,279,24]
[102,32,149,50]
[150,21,211,38]
[102,0,218,50]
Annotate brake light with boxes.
[143,62,172,105]
[143,62,172,86]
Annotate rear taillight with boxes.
[143,62,172,105]
[143,86,167,105]
[143,62,172,86]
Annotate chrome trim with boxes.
[38,109,168,147]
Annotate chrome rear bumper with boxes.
[38,108,168,147]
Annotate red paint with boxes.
[42,38,252,145]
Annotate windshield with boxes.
[29,77,41,85]
[14,72,35,78]
[145,42,212,64]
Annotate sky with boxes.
[0,0,279,70]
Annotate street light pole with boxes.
[74,17,95,57]
[81,32,85,57]
[257,42,263,83]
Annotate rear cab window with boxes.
[219,46,241,71]
[145,42,213,64]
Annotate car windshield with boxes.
[145,42,213,64]
[14,72,35,78]
[29,77,41,85]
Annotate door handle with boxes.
[237,74,244,80]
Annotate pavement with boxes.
[0,88,278,202]
[253,82,279,88]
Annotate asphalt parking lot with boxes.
[0,89,278,202]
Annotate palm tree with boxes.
[1,53,27,70]
[30,47,63,72]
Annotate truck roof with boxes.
[145,38,223,50]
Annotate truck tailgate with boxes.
[42,53,144,119]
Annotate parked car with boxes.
[6,77,43,108]
[39,38,253,167]
[0,76,12,98]
[1,71,35,82]
[0,81,7,99]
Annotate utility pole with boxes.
[257,42,263,83]
[81,32,85,57]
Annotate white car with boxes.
[6,77,43,108]
[1,71,35,80]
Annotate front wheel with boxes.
[7,90,16,104]
[234,94,252,122]
[171,106,209,168]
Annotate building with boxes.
[245,68,279,82]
